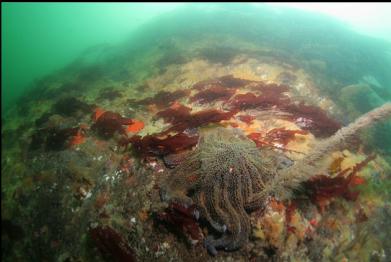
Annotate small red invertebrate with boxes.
[218,75,253,88]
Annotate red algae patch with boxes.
[91,111,134,138]
[156,103,192,125]
[156,102,237,134]
[304,154,375,212]
[128,132,199,157]
[284,102,341,138]
[190,85,236,104]
[247,128,308,150]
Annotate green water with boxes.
[2,3,391,261]
[1,3,180,113]
[2,3,391,114]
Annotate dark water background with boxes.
[2,3,391,113]
[3,3,391,150]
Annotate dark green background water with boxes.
[1,3,180,113]
[2,3,391,114]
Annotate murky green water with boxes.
[2,3,391,261]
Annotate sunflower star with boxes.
[160,127,282,252]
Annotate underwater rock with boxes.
[77,65,103,83]
[218,74,254,88]
[136,89,191,108]
[162,151,190,169]
[1,219,25,258]
[35,112,53,127]
[52,97,93,117]
[198,46,238,64]
[276,71,297,86]
[2,219,25,241]
[157,51,187,69]
[97,88,123,101]
[30,126,82,151]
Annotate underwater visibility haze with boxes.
[2,3,391,261]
